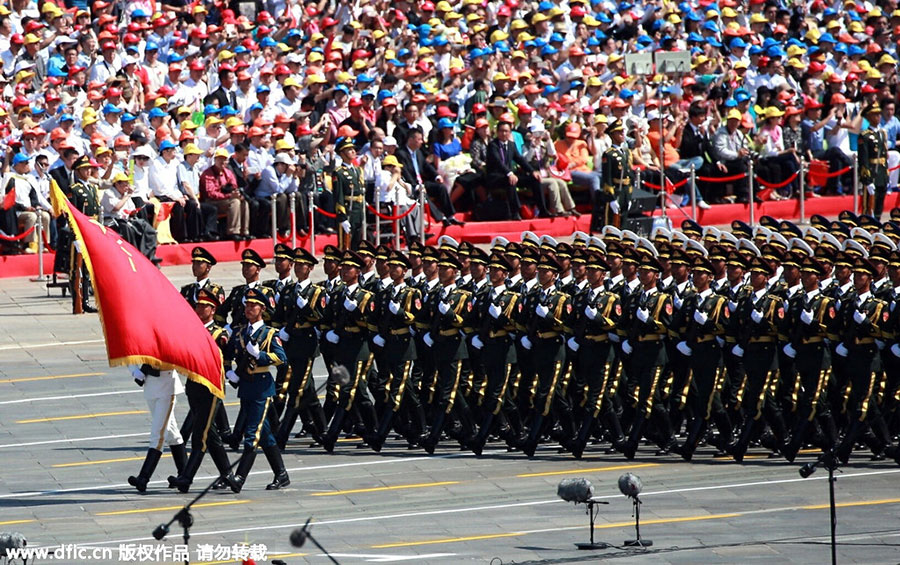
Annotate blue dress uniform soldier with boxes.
[223,288,290,492]
[568,251,624,459]
[728,256,790,462]
[127,364,188,493]
[517,253,575,458]
[168,287,235,493]
[333,138,366,250]
[619,249,675,459]
[860,104,890,220]
[263,243,296,421]
[781,255,840,462]
[421,250,477,454]
[672,255,732,461]
[368,250,425,451]
[833,257,891,463]
[321,250,379,453]
[468,252,521,456]
[274,247,328,450]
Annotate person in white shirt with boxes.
[149,139,191,242]
[5,153,50,253]
[376,154,421,241]
[101,172,159,259]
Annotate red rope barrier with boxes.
[755,171,799,189]
[314,206,338,219]
[890,163,900,171]
[0,225,35,242]
[814,166,851,179]
[642,178,689,192]
[696,172,748,183]
[366,202,418,220]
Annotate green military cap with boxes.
[838,210,859,227]
[244,287,272,307]
[586,251,611,271]
[273,243,294,261]
[437,249,462,269]
[357,240,377,257]
[637,250,663,272]
[889,250,900,268]
[555,242,573,260]
[537,252,562,272]
[725,250,747,269]
[488,252,513,271]
[340,249,366,269]
[605,240,623,258]
[197,284,226,307]
[621,245,640,265]
[607,119,624,134]
[422,245,440,261]
[468,246,489,265]
[668,247,690,266]
[833,250,854,268]
[293,247,318,265]
[457,241,475,257]
[760,243,784,262]
[884,221,900,243]
[570,248,588,265]
[810,214,830,229]
[692,255,714,274]
[891,208,900,221]
[782,251,803,269]
[504,241,522,259]
[708,244,729,262]
[814,245,834,265]
[74,155,93,169]
[337,137,356,153]
[829,220,851,239]
[520,246,540,264]
[241,248,266,268]
[748,255,773,276]
[865,103,882,116]
[730,220,752,239]
[323,244,342,261]
[680,219,702,238]
[408,240,425,257]
[800,255,826,276]
[374,244,391,261]
[656,240,672,260]
[386,249,411,268]
[853,256,878,276]
[758,215,780,230]
[779,220,802,240]
[869,245,890,264]
[191,246,217,265]
[859,215,882,231]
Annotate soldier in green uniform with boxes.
[274,247,328,450]
[421,250,476,454]
[596,120,632,231]
[64,156,102,313]
[620,249,674,459]
[729,257,789,462]
[333,138,366,250]
[673,255,732,461]
[168,287,235,493]
[860,104,889,220]
[663,247,696,435]
[468,253,520,455]
[318,245,346,421]
[368,250,424,451]
[321,250,379,453]
[263,243,296,423]
[412,246,441,422]
[518,253,574,458]
[461,247,491,413]
[568,251,624,459]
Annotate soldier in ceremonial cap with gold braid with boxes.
[333,138,366,250]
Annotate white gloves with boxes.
[326,330,339,344]
[423,332,434,347]
[853,310,867,324]
[74,239,83,253]
[372,334,386,347]
[610,200,620,214]
[567,337,580,351]
[340,220,351,233]
[783,343,797,358]
[472,335,484,349]
[727,300,738,313]
[389,301,401,315]
[750,309,764,324]
[344,297,358,311]
[876,339,885,350]
[867,183,876,195]
[800,309,814,325]
[693,309,708,325]
[520,335,533,350]
[622,340,633,355]
[673,295,683,309]
[536,303,550,318]
[131,365,145,386]
[246,341,260,357]
[636,308,649,322]
[676,341,692,356]
[836,343,849,357]
[715,336,724,347]
[585,305,597,320]
[226,370,239,385]
[892,343,900,358]
[489,303,502,319]
[295,294,308,309]
[224,324,233,337]
[608,332,620,343]
[278,328,290,342]
[438,301,451,314]
[732,344,744,358]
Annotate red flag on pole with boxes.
[1,187,15,211]
[50,181,224,398]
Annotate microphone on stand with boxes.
[288,518,341,564]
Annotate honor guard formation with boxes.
[130,209,900,493]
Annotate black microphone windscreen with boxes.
[289,528,308,548]
[557,478,594,503]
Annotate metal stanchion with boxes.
[290,192,297,249]
[799,161,806,225]
[748,161,755,226]
[271,194,277,248]
[852,154,859,215]
[30,219,48,282]
[374,186,381,244]
[418,185,426,241]
[636,170,642,194]
[690,163,697,221]
[361,197,368,245]
[308,191,315,255]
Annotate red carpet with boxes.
[1,193,894,279]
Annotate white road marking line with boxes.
[0,339,104,351]
[0,432,146,449]
[326,553,458,563]
[0,389,141,405]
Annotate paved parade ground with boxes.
[2,265,900,565]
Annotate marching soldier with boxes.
[224,287,290,492]
[274,247,328,450]
[859,105,889,220]
[168,287,235,493]
[221,248,276,329]
[264,243,296,424]
[412,246,442,423]
[318,244,346,420]
[333,138,365,249]
[597,119,633,231]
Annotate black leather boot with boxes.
[730,418,759,463]
[621,415,645,460]
[523,413,544,458]
[170,443,187,476]
[169,449,204,493]
[423,410,446,455]
[571,412,596,460]
[227,448,257,493]
[322,407,346,453]
[128,448,162,493]
[782,419,810,463]
[275,404,300,450]
[676,418,706,462]
[179,410,194,444]
[262,445,290,490]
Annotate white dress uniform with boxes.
[141,367,185,450]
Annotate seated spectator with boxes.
[484,118,541,221]
[711,109,751,203]
[256,152,300,238]
[2,153,51,254]
[555,122,602,197]
[522,124,579,217]
[755,107,800,200]
[376,154,421,242]
[100,173,158,260]
[200,148,250,241]
[394,127,462,226]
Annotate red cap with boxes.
[435,106,454,118]
[190,28,208,39]
[189,60,205,71]
[247,126,266,137]
[275,114,292,123]
[348,97,363,108]
[498,112,515,124]
[24,20,44,33]
[830,93,848,104]
[804,98,824,110]
[154,17,169,27]
[106,87,122,97]
[179,129,195,142]
[475,118,489,128]
[809,61,826,73]
[10,33,23,45]
[497,4,511,16]
[123,33,140,44]
[383,97,397,107]
[275,64,291,76]
[517,103,534,113]
[337,124,359,137]
[472,102,487,114]
[50,128,67,140]
[101,40,116,50]
[321,17,338,27]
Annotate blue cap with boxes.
[687,32,703,43]
[538,0,554,10]
[167,54,184,64]
[159,140,177,151]
[398,48,411,58]
[145,41,158,51]
[419,37,433,47]
[541,45,558,56]
[823,7,837,17]
[534,37,548,48]
[256,84,270,93]
[417,24,431,36]
[121,112,136,123]
[31,107,44,116]
[204,104,221,115]
[598,12,612,23]
[637,35,653,45]
[285,29,302,39]
[131,8,148,17]
[149,107,167,119]
[707,38,722,48]
[730,37,747,50]
[724,99,738,108]
[543,85,560,95]
[735,91,751,103]
[249,102,263,112]
[234,45,248,54]
[260,37,277,48]
[48,66,67,78]
[59,113,74,122]
[848,44,865,56]
[221,106,239,116]
[102,103,122,114]
[819,32,836,44]
[703,21,719,33]
[388,59,406,67]
[357,74,374,83]
[437,117,455,129]
[334,84,349,95]
[587,36,601,47]
[12,153,30,166]
[749,45,764,56]
[762,38,778,50]
[685,11,701,22]
[433,36,448,47]
[767,46,786,59]
[569,80,583,90]
[361,89,376,98]
[494,41,510,53]
[550,33,565,43]
[377,89,393,102]
[620,89,635,99]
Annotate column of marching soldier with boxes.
[128,208,900,493]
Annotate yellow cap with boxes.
[217,50,234,61]
[726,109,742,121]
[183,143,203,155]
[306,75,327,85]
[275,139,294,151]
[180,119,199,130]
[225,117,244,129]
[112,172,130,183]
[24,33,40,45]
[214,148,230,159]
[282,76,302,88]
[722,7,737,17]
[205,116,224,127]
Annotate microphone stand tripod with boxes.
[293,517,341,564]
[153,458,240,565]
[799,449,841,565]
[624,496,652,547]
[574,499,610,550]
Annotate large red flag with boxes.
[1,187,15,211]
[51,181,224,398]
